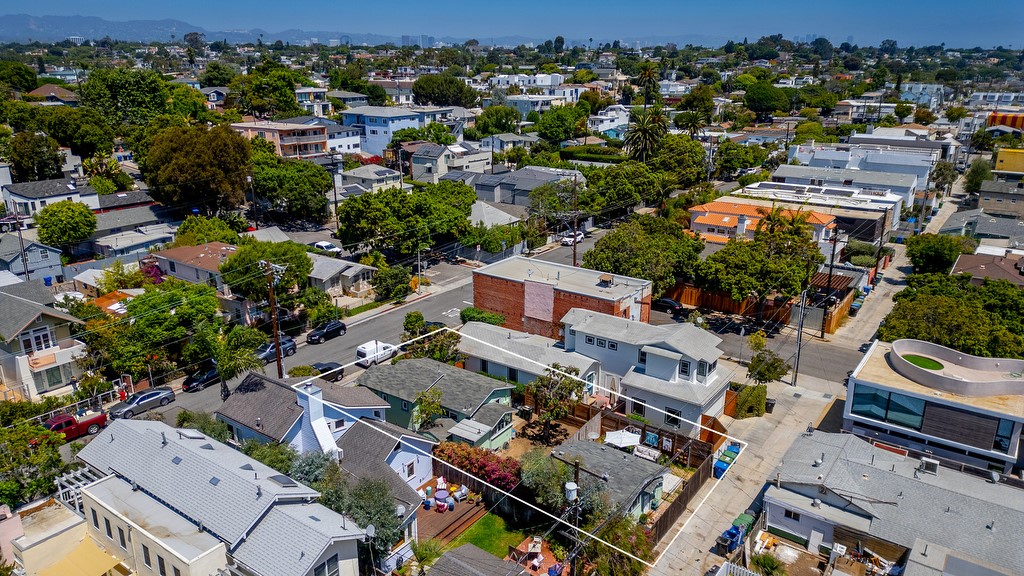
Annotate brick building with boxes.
[472,256,652,339]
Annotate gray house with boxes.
[308,254,375,297]
[473,166,586,207]
[0,234,63,282]
[561,309,729,435]
[555,439,667,520]
[772,164,921,210]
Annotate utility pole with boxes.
[16,219,30,280]
[263,261,286,379]
[247,175,257,230]
[572,175,579,267]
[792,290,806,387]
[820,234,839,338]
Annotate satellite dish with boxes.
[365,524,376,539]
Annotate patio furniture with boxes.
[436,477,447,490]
[528,536,542,554]
[531,554,544,570]
[548,563,563,576]
[453,485,469,502]
[435,489,449,504]
[423,498,432,510]
[446,497,456,511]
[435,501,448,513]
[425,486,433,498]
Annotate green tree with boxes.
[634,61,660,107]
[199,61,238,87]
[583,514,653,576]
[537,104,586,143]
[242,441,297,474]
[8,132,63,182]
[744,82,790,120]
[212,326,267,401]
[879,294,1020,358]
[526,363,584,444]
[175,410,230,442]
[679,84,715,117]
[411,74,479,107]
[35,201,96,248]
[750,552,787,576]
[227,59,308,118]
[98,260,148,294]
[173,215,241,247]
[582,216,703,296]
[944,106,969,123]
[674,109,710,139]
[0,422,68,507]
[289,451,334,485]
[475,106,520,136]
[0,61,36,92]
[78,68,170,128]
[371,265,412,301]
[913,107,938,126]
[251,145,332,223]
[414,387,443,427]
[649,133,706,186]
[894,102,914,121]
[319,476,402,557]
[519,449,608,519]
[146,124,251,213]
[409,540,443,576]
[905,233,974,274]
[963,159,992,194]
[931,161,957,193]
[220,241,313,301]
[747,349,792,384]
[624,107,668,162]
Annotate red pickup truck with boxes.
[44,412,107,441]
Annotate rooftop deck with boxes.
[415,478,487,544]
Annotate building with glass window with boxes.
[844,340,1024,474]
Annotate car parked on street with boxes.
[311,241,343,254]
[256,336,297,364]
[182,365,219,392]
[308,320,347,344]
[652,297,684,315]
[109,387,175,420]
[560,231,585,246]
[355,340,398,368]
[311,362,345,382]
[44,411,107,441]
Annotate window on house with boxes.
[608,341,618,351]
[174,568,181,576]
[698,361,709,378]
[569,329,575,336]
[994,419,1014,453]
[638,350,647,364]
[91,508,98,528]
[507,368,519,383]
[402,400,409,411]
[665,408,682,427]
[143,545,152,567]
[406,461,415,478]
[373,410,382,419]
[678,360,690,377]
[39,249,48,259]
[104,517,112,539]
[169,261,176,273]
[632,400,645,417]
[585,336,595,345]
[158,555,167,576]
[334,418,345,429]
[784,509,801,521]
[480,359,489,373]
[118,527,126,549]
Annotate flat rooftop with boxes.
[231,121,326,131]
[13,500,83,549]
[473,256,651,301]
[855,341,1024,418]
[84,476,222,561]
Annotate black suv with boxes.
[307,320,347,344]
[652,297,684,315]
[182,365,219,392]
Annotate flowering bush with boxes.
[434,441,521,491]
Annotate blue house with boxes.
[339,106,420,156]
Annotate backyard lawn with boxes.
[447,512,525,558]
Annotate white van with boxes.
[355,340,397,368]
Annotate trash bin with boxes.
[765,398,776,414]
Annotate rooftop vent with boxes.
[598,273,614,286]
[200,443,214,450]
[240,463,254,471]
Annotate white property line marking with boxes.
[294,327,749,569]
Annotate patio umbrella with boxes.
[604,429,641,448]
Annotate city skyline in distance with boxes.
[3,0,1022,48]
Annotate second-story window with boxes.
[638,350,647,365]
[678,360,690,377]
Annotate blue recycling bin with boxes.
[714,460,730,479]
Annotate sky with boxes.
[13,0,1024,48]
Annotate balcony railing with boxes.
[27,340,86,371]
[280,134,327,145]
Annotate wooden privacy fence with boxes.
[649,455,714,544]
[666,283,793,324]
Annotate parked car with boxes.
[311,362,345,382]
[182,365,219,392]
[308,320,347,344]
[355,340,398,368]
[109,387,175,420]
[312,241,343,254]
[652,297,684,315]
[560,231,585,246]
[44,411,107,441]
[256,336,297,364]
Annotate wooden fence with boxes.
[666,283,793,324]
[723,389,738,418]
[649,455,714,543]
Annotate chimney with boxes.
[736,215,749,237]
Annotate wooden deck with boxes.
[416,498,487,543]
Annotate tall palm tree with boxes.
[215,331,266,401]
[635,61,659,109]
[625,108,668,163]
[675,109,711,140]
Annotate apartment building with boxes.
[231,121,327,158]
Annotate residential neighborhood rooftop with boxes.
[458,321,599,376]
[555,439,668,511]
[356,358,513,417]
[475,256,651,301]
[156,241,238,272]
[562,308,723,362]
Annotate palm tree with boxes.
[750,552,787,576]
[635,61,659,109]
[409,540,442,575]
[674,109,711,140]
[625,108,668,163]
[214,329,266,401]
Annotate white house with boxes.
[561,308,729,436]
[479,133,540,153]
[2,178,98,225]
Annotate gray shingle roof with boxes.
[335,418,428,511]
[555,439,667,511]
[97,190,153,210]
[342,164,401,179]
[232,503,362,576]
[0,280,80,342]
[471,401,513,428]
[0,235,60,263]
[95,205,174,233]
[356,358,513,418]
[430,543,520,576]
[561,308,723,363]
[773,164,918,188]
[4,178,96,199]
[980,180,1024,195]
[76,419,321,548]
[458,321,599,378]
[319,385,390,409]
[215,373,303,443]
[774,432,1024,573]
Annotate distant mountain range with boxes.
[0,14,734,48]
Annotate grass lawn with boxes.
[447,512,525,558]
[902,354,944,370]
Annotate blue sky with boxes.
[19,0,1023,48]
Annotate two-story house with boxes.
[200,86,231,109]
[231,121,328,158]
[74,419,364,576]
[153,242,258,324]
[26,84,80,106]
[410,143,492,184]
[479,133,540,153]
[326,90,369,107]
[356,358,515,450]
[295,87,333,117]
[561,308,728,436]
[339,106,420,156]
[339,164,403,193]
[0,234,64,282]
[688,199,841,261]
[0,279,85,400]
[2,179,98,225]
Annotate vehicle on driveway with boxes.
[109,387,175,420]
[308,320,347,344]
[652,297,684,315]
[182,365,219,392]
[256,336,297,364]
[311,362,345,382]
[44,411,107,441]
[311,241,343,254]
[355,340,398,368]
[560,231,585,246]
